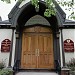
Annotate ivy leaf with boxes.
[44,9,51,17]
[31,0,39,7]
[71,12,74,15]
[1,0,11,3]
[31,0,39,12]
[44,8,56,17]
[70,16,75,19]
[18,0,24,3]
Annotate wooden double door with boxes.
[21,26,54,69]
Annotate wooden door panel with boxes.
[21,26,54,69]
[22,52,37,68]
[38,53,54,69]
[38,34,54,69]
[21,34,37,69]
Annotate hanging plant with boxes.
[1,0,75,19]
[31,0,56,17]
[31,0,39,12]
[1,0,56,17]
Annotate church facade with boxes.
[0,0,75,72]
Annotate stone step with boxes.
[16,72,59,75]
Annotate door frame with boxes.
[21,26,54,69]
[14,25,61,71]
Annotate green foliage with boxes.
[18,0,24,3]
[68,12,75,20]
[1,0,75,19]
[44,9,55,17]
[57,1,74,7]
[57,0,75,20]
[0,59,13,75]
[1,0,11,3]
[66,58,75,71]
[0,69,13,75]
[45,0,52,7]
[31,0,39,8]
[0,62,5,69]
[44,0,56,17]
[1,0,24,3]
[31,0,56,17]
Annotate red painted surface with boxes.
[64,39,74,52]
[1,39,11,52]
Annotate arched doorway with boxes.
[9,1,63,71]
[21,26,54,69]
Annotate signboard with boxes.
[64,39,74,52]
[1,39,11,52]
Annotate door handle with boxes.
[37,49,39,56]
[35,49,39,56]
[35,49,38,56]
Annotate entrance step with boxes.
[16,72,59,75]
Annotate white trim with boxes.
[19,0,30,8]
[59,29,63,67]
[11,30,16,67]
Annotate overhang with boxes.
[8,0,66,27]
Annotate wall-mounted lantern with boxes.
[56,32,60,38]
[15,32,19,39]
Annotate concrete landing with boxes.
[16,72,59,75]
